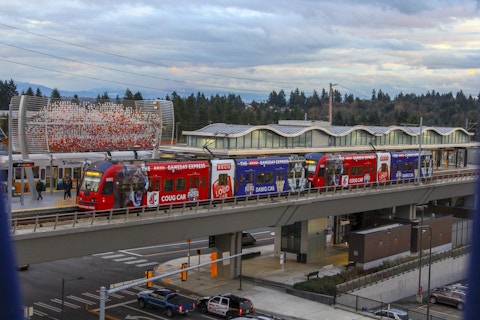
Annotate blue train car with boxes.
[390,151,433,181]
[234,156,307,197]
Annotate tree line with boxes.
[1,79,478,141]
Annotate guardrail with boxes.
[10,171,478,235]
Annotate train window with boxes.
[276,171,284,182]
[257,172,265,184]
[351,167,357,176]
[405,162,413,171]
[40,168,46,180]
[59,168,63,179]
[265,172,274,183]
[201,176,206,189]
[164,179,174,192]
[318,167,325,177]
[218,174,228,186]
[245,172,254,184]
[176,178,186,191]
[190,177,198,188]
[358,166,363,176]
[239,174,245,185]
[102,181,113,195]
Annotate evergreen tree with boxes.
[50,88,61,99]
[0,79,18,110]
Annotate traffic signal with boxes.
[180,263,187,281]
[145,269,153,288]
[210,252,218,277]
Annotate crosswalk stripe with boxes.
[102,254,125,259]
[34,301,61,313]
[92,252,114,256]
[108,292,124,299]
[51,298,82,309]
[114,257,137,262]
[121,290,137,296]
[66,295,96,305]
[33,309,48,316]
[82,292,105,301]
[136,261,159,267]
[125,259,148,264]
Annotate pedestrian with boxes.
[64,174,72,199]
[36,180,43,200]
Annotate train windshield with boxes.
[80,172,102,192]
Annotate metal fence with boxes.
[336,294,445,320]
[336,245,469,295]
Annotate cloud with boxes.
[0,0,479,100]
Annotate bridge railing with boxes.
[10,170,478,235]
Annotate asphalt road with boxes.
[18,229,275,320]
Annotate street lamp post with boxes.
[414,225,432,319]
[61,276,84,320]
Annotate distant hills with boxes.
[14,81,268,102]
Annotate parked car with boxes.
[429,289,465,310]
[367,308,412,320]
[242,232,256,246]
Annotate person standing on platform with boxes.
[36,180,43,200]
[64,174,72,199]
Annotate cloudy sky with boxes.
[1,0,479,100]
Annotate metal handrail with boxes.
[10,171,478,235]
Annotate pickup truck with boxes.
[137,288,196,317]
[196,293,254,319]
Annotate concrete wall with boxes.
[340,254,469,304]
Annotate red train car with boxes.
[77,160,210,211]
[305,152,377,189]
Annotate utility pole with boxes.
[329,83,337,125]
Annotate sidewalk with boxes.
[10,189,76,213]
[155,244,371,320]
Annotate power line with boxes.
[0,22,330,89]
[0,42,268,93]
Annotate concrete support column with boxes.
[463,195,476,209]
[211,232,242,278]
[394,204,416,220]
[274,218,329,264]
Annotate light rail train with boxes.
[77,150,433,211]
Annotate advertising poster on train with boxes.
[376,152,391,182]
[210,159,235,199]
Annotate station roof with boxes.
[185,123,473,138]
